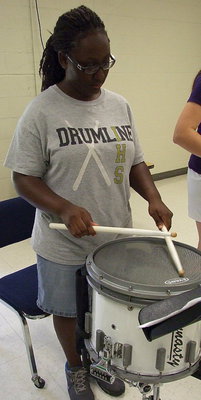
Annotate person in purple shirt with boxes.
[174,70,201,251]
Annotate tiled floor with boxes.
[1,175,201,400]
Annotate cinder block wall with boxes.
[1,0,200,200]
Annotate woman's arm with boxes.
[173,102,201,156]
[12,171,96,238]
[129,162,173,230]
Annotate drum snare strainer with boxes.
[85,237,201,400]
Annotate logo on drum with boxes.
[165,277,189,285]
[167,329,184,367]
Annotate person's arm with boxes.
[129,162,173,230]
[173,102,201,156]
[12,171,96,238]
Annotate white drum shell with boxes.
[90,289,201,378]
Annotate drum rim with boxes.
[88,236,201,259]
[86,237,201,300]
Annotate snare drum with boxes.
[85,237,201,383]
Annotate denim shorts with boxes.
[37,255,85,317]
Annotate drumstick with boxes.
[49,223,177,238]
[162,225,185,277]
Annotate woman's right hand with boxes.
[60,203,97,238]
[12,172,97,238]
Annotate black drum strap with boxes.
[139,286,201,341]
[75,266,90,354]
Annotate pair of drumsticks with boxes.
[49,223,185,277]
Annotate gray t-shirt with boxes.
[5,85,144,264]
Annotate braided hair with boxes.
[39,5,106,91]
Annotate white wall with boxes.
[1,0,201,200]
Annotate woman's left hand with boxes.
[148,198,173,231]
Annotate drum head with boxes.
[86,237,201,304]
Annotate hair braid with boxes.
[39,5,106,91]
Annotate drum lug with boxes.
[185,340,196,364]
[85,312,92,334]
[114,342,123,358]
[96,329,105,353]
[155,348,166,372]
[123,343,133,368]
[104,336,113,359]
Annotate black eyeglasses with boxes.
[66,54,116,75]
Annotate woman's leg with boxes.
[196,221,201,250]
[53,315,81,367]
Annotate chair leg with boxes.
[19,312,45,388]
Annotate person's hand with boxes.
[60,203,97,238]
[148,199,173,231]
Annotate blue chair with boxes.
[0,197,50,388]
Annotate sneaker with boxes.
[65,363,94,400]
[96,377,125,397]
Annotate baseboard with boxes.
[152,167,187,181]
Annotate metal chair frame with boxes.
[0,197,50,388]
